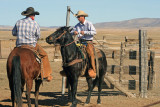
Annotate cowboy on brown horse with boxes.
[12,7,52,81]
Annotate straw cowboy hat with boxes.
[74,10,88,17]
[21,7,39,16]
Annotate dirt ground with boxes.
[1,28,160,107]
[1,59,160,107]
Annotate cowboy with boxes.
[12,7,52,81]
[73,10,97,78]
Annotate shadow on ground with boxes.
[0,90,124,106]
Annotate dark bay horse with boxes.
[46,26,107,107]
[7,47,42,107]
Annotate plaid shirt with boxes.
[12,17,40,47]
[71,20,96,41]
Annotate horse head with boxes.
[46,26,71,45]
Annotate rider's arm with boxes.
[35,23,40,40]
[84,22,96,36]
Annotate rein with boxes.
[63,59,83,67]
[55,31,67,40]
[54,30,85,67]
[54,29,84,47]
[64,34,83,47]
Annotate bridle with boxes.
[54,30,67,40]
[53,30,83,47]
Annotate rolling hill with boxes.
[94,18,160,28]
[1,18,160,30]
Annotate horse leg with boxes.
[70,77,78,107]
[85,76,99,104]
[26,79,33,107]
[66,78,72,102]
[85,77,93,104]
[34,79,42,107]
[97,71,105,104]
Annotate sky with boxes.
[0,0,160,27]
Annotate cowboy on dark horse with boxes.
[60,10,97,78]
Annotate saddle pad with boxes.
[19,45,41,63]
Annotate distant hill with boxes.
[94,18,160,28]
[1,18,160,30]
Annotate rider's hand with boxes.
[80,31,84,35]
[74,31,78,35]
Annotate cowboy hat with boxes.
[21,7,39,16]
[74,10,88,17]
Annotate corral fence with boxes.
[0,39,55,61]
[0,29,159,98]
[90,29,154,98]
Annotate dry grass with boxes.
[1,27,160,40]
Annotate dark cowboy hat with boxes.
[21,7,39,16]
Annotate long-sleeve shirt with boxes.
[71,20,96,41]
[12,17,40,47]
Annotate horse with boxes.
[7,47,42,107]
[46,26,107,107]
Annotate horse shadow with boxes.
[35,90,125,106]
[0,90,124,106]
[0,99,11,107]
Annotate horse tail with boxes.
[12,56,22,106]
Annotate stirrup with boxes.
[88,69,96,78]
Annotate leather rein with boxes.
[54,30,83,47]
[54,30,85,67]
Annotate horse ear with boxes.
[65,26,71,32]
[69,27,73,32]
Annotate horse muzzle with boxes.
[46,36,54,44]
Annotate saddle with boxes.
[17,45,43,79]
[76,43,103,76]
[18,45,42,63]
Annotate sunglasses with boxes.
[77,16,84,18]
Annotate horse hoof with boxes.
[97,103,101,105]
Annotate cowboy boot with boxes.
[46,75,53,82]
[86,43,96,78]
[35,44,53,82]
[88,55,96,78]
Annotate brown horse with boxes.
[7,47,42,107]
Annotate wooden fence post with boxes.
[62,6,70,96]
[119,42,124,83]
[139,29,148,98]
